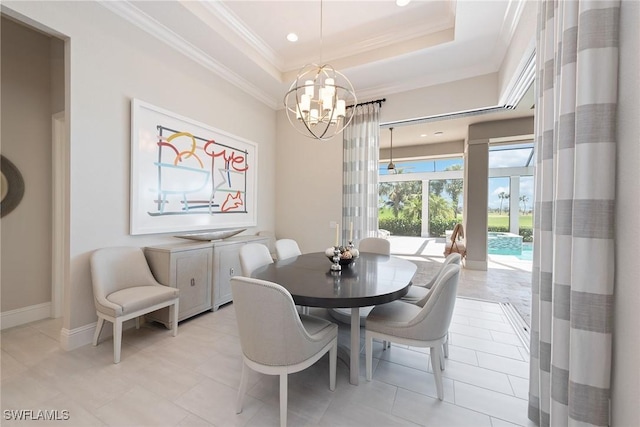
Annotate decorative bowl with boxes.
[324,247,358,266]
[174,228,246,241]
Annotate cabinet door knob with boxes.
[190,278,195,286]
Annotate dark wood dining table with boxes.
[251,251,417,385]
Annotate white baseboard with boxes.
[1,302,51,330]
[59,322,99,351]
[59,318,139,351]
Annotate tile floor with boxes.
[1,293,536,426]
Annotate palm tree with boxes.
[444,165,463,218]
[498,192,510,215]
[429,193,454,222]
[519,195,529,214]
[430,180,444,197]
[379,176,421,218]
[403,196,423,222]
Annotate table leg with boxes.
[350,307,360,385]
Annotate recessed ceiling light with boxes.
[434,131,444,136]
[420,134,428,137]
[286,33,298,42]
[396,0,411,7]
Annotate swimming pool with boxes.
[489,240,533,260]
[487,232,523,255]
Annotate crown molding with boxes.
[317,21,455,70]
[499,40,535,107]
[98,0,278,109]
[190,0,455,78]
[195,0,283,70]
[500,0,529,45]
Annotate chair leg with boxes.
[329,340,337,391]
[365,333,373,381]
[443,332,449,358]
[93,316,105,346]
[135,317,140,330]
[171,300,179,337]
[279,373,287,427]
[236,363,249,414]
[113,318,123,364]
[430,345,444,401]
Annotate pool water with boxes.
[519,243,533,260]
[488,241,533,260]
[487,232,524,256]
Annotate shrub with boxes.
[378,218,421,236]
[519,227,533,242]
[429,218,461,237]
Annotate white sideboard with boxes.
[211,235,270,310]
[144,235,270,327]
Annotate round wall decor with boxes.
[1,155,25,217]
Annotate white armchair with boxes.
[90,246,179,364]
[232,276,338,427]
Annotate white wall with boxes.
[1,18,53,313]
[379,73,500,124]
[3,1,276,338]
[275,111,342,253]
[612,0,640,425]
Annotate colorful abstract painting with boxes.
[131,99,258,235]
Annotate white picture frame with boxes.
[130,99,258,235]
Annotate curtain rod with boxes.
[347,98,386,109]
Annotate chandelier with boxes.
[283,2,356,141]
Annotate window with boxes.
[379,157,463,176]
[488,142,534,168]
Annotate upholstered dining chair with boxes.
[90,246,179,364]
[232,276,338,427]
[257,230,277,259]
[358,237,391,255]
[399,253,462,356]
[274,238,311,314]
[239,242,273,276]
[401,253,462,305]
[275,238,302,260]
[365,264,461,401]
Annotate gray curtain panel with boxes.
[342,103,380,244]
[528,1,619,426]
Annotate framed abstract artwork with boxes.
[130,99,258,235]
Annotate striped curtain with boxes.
[529,1,619,426]
[342,103,380,244]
